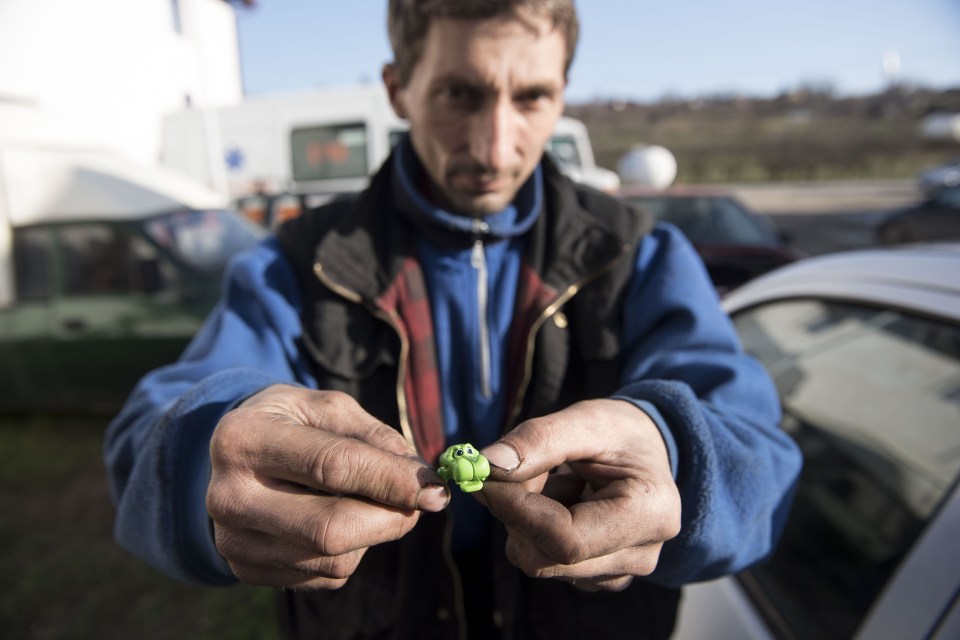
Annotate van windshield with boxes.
[144,209,264,274]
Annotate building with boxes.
[0,0,243,163]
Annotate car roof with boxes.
[722,243,960,322]
[617,184,736,199]
[0,145,228,227]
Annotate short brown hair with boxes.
[387,0,579,86]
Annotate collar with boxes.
[392,135,542,249]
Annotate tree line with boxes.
[569,85,960,183]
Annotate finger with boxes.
[504,527,663,581]
[257,426,448,510]
[481,399,659,483]
[212,408,449,512]
[227,559,350,590]
[481,477,679,564]
[565,576,634,593]
[207,481,422,556]
[282,388,420,458]
[237,386,420,459]
[215,526,366,581]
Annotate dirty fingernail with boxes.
[416,484,450,512]
[481,442,520,472]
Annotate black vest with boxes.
[275,158,679,640]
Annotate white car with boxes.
[673,244,960,640]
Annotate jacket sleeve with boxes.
[103,236,316,585]
[614,223,802,587]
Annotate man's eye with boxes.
[440,85,479,106]
[515,89,553,110]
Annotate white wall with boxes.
[0,0,242,163]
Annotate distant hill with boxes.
[567,85,960,184]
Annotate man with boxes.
[105,1,802,638]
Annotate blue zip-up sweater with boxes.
[104,153,801,590]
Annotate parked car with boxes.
[876,184,960,245]
[0,144,264,412]
[674,243,960,639]
[917,155,960,197]
[618,186,802,293]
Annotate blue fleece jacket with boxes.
[104,161,801,589]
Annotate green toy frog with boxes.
[437,443,490,493]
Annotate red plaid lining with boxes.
[502,262,560,430]
[376,255,447,464]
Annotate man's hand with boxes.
[206,385,449,590]
[478,399,681,592]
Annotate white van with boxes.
[160,85,620,225]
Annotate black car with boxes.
[619,186,803,294]
[917,155,960,197]
[876,185,960,245]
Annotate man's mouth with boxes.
[450,167,513,194]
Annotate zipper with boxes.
[504,244,633,430]
[470,233,493,400]
[312,262,417,451]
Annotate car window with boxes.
[143,209,262,274]
[933,187,960,209]
[545,134,583,170]
[626,196,779,246]
[12,226,53,300]
[732,299,960,640]
[58,223,176,296]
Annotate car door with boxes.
[48,221,205,411]
[731,298,960,639]
[675,297,960,639]
[923,187,960,240]
[0,225,65,409]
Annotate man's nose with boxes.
[470,98,517,171]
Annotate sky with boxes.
[235,0,960,104]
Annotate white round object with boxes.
[617,145,678,188]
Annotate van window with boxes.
[291,123,368,181]
[13,227,53,300]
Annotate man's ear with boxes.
[382,63,407,119]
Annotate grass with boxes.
[570,92,960,184]
[0,415,282,640]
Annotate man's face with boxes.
[385,10,567,216]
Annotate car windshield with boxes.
[628,195,779,246]
[143,209,264,273]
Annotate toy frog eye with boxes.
[454,448,464,457]
[466,447,475,455]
